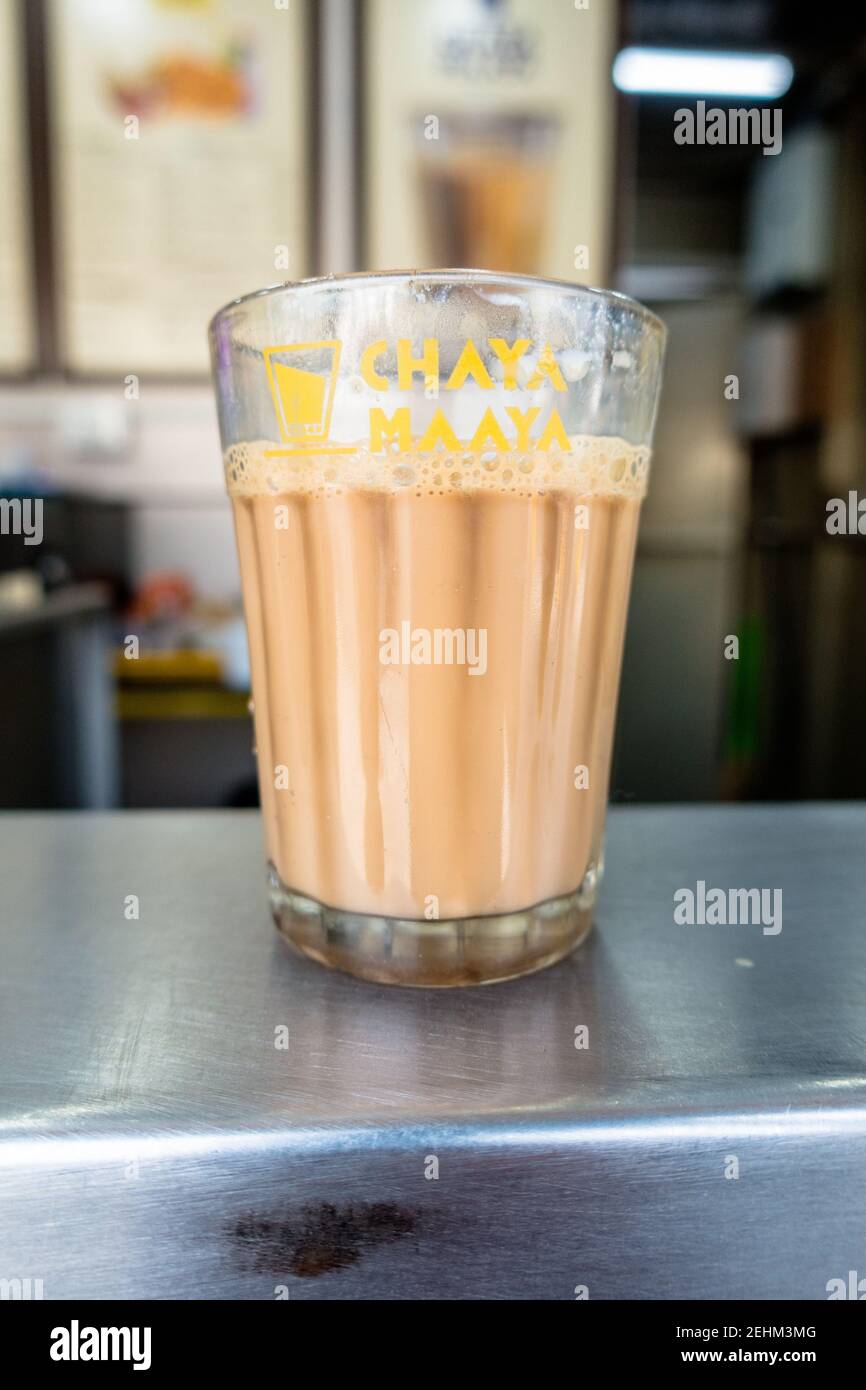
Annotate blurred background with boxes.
[1,0,864,812]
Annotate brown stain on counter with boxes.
[231,1202,419,1278]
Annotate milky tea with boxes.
[210,272,665,985]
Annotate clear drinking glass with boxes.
[209,270,665,986]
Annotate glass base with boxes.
[268,864,594,987]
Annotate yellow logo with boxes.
[263,336,572,457]
[264,341,341,453]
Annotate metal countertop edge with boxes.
[4,1101,866,1171]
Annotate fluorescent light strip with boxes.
[613,47,794,99]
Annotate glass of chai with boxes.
[209,271,665,986]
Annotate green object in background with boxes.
[724,615,764,759]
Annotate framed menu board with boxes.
[0,0,35,372]
[49,0,310,375]
[365,0,617,286]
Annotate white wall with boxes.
[0,382,240,600]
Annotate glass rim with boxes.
[208,268,666,341]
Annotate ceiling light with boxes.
[612,48,794,99]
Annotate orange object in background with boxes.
[127,572,195,625]
[154,52,247,116]
[106,48,250,120]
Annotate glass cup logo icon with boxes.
[264,341,341,447]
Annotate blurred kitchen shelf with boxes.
[116,687,250,721]
[0,581,109,636]
[113,647,249,720]
[112,648,224,682]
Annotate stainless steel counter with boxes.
[1,805,864,1300]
